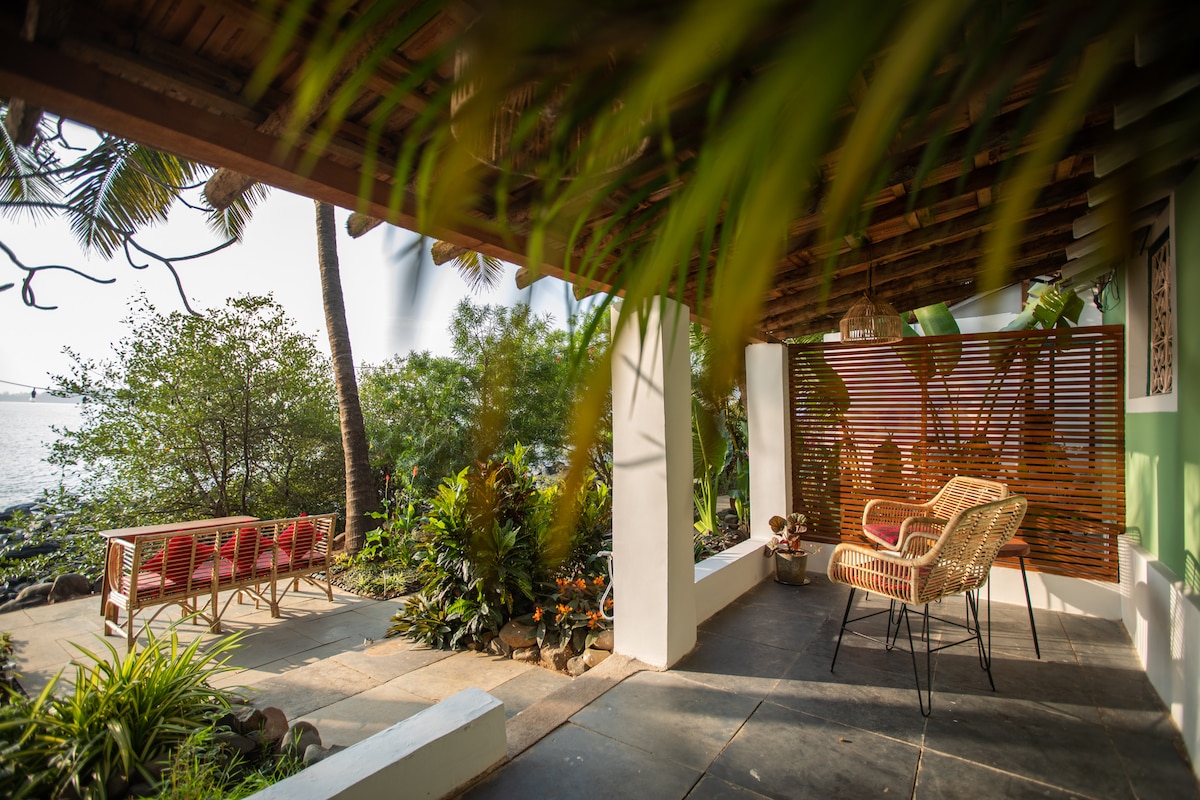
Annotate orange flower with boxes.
[604,598,614,610]
[556,577,568,588]
[532,607,543,622]
[593,575,606,587]
[574,578,588,591]
[557,603,572,616]
[587,610,604,629]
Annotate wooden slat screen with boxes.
[788,326,1125,582]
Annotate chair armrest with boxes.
[863,499,934,527]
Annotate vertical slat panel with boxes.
[789,326,1124,582]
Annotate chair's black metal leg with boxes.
[1019,556,1041,659]
[886,600,902,650]
[831,587,856,672]
[967,590,997,692]
[905,604,932,717]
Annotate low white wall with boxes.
[694,539,773,624]
[1120,536,1200,780]
[247,688,507,800]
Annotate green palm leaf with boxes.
[0,103,61,219]
[64,138,204,257]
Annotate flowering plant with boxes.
[763,512,808,556]
[533,574,612,653]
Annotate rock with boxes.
[540,642,573,672]
[2,542,60,560]
[215,730,258,757]
[259,706,289,745]
[0,595,46,613]
[16,582,53,601]
[233,705,265,733]
[511,645,540,664]
[499,617,538,649]
[280,721,321,755]
[48,573,91,603]
[593,629,614,652]
[487,637,513,658]
[104,773,130,799]
[566,655,588,677]
[303,743,346,765]
[582,647,611,669]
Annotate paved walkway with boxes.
[4,577,1199,798]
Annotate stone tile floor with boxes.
[5,575,1198,799]
[2,584,571,747]
[464,576,1200,800]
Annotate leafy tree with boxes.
[49,295,343,525]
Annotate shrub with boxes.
[154,726,304,800]
[532,575,611,652]
[0,626,243,799]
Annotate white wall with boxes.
[1121,535,1200,780]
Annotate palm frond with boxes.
[0,102,62,220]
[205,181,271,241]
[63,138,204,257]
[451,250,505,293]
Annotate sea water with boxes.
[0,400,82,510]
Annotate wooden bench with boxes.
[100,514,339,650]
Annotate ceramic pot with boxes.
[774,550,809,585]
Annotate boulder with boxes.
[540,642,573,672]
[259,706,289,746]
[582,648,611,669]
[215,730,258,757]
[511,645,540,664]
[499,617,538,649]
[233,705,265,733]
[15,582,52,601]
[487,637,513,658]
[592,629,615,652]
[566,655,588,677]
[280,721,321,756]
[303,743,346,765]
[48,573,91,603]
[0,595,46,613]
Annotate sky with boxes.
[0,184,587,393]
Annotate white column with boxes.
[746,343,792,540]
[610,298,696,667]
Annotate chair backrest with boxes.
[915,495,1028,604]
[929,476,1009,521]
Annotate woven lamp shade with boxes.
[450,51,647,178]
[839,293,904,344]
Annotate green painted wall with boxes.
[1111,166,1200,589]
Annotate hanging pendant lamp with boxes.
[839,262,903,344]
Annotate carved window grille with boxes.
[1148,230,1173,395]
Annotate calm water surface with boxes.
[0,400,82,510]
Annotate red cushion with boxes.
[140,535,215,583]
[219,528,275,574]
[865,523,901,546]
[278,514,321,559]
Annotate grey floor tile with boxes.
[489,666,572,719]
[923,689,1135,799]
[330,637,455,683]
[1107,727,1200,800]
[570,670,761,772]
[685,775,773,800]
[707,700,920,799]
[915,751,1082,799]
[463,723,701,800]
[699,599,829,654]
[247,658,378,718]
[672,629,800,700]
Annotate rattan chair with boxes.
[861,475,1009,550]
[828,495,1029,715]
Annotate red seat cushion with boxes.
[864,523,901,546]
[219,528,275,575]
[278,514,322,562]
[140,535,215,585]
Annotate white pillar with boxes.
[610,298,696,667]
[746,343,792,539]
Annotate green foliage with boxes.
[387,446,613,649]
[0,626,243,800]
[154,726,304,800]
[532,575,610,652]
[361,299,613,494]
[49,295,344,526]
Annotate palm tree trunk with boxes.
[315,200,376,553]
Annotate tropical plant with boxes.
[763,513,809,556]
[532,575,611,653]
[153,725,305,800]
[49,295,344,525]
[0,627,243,800]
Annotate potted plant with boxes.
[763,513,810,585]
